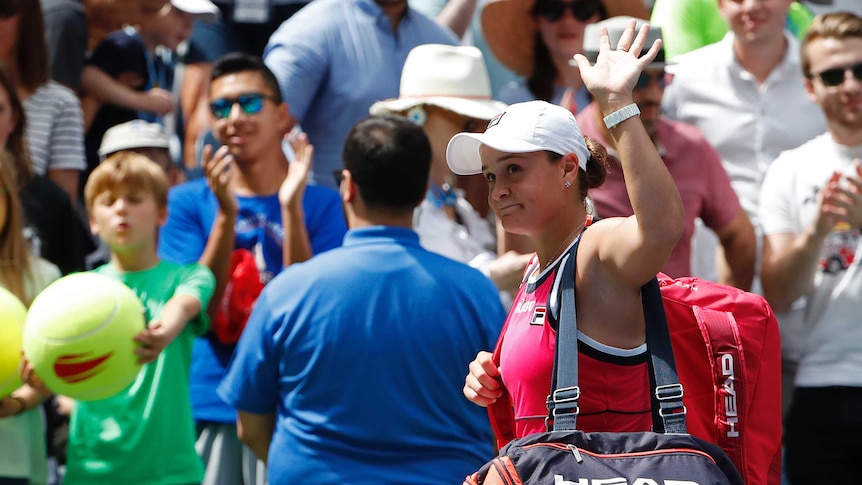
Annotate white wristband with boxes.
[603,103,641,130]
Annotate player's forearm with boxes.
[608,108,684,249]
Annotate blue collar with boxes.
[343,226,420,247]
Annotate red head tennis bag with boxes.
[657,273,782,485]
[484,263,781,485]
[471,242,745,485]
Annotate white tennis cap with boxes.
[446,100,589,176]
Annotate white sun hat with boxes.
[171,0,219,22]
[446,100,590,176]
[370,44,507,122]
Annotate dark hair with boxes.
[528,0,608,101]
[4,0,49,91]
[545,136,607,200]
[0,61,33,189]
[210,53,283,104]
[342,114,431,212]
[801,12,862,77]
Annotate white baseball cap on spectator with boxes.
[99,120,170,159]
[171,0,219,22]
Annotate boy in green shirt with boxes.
[63,151,215,484]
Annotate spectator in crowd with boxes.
[370,44,531,304]
[263,0,458,190]
[0,62,91,275]
[86,0,154,50]
[0,0,87,206]
[662,0,827,288]
[55,152,215,485]
[41,0,87,92]
[650,0,814,60]
[158,53,347,485]
[99,119,185,186]
[0,153,61,485]
[412,0,479,38]
[81,0,218,197]
[178,0,308,170]
[219,113,506,484]
[759,12,862,482]
[459,22,684,439]
[578,17,755,289]
[481,0,647,109]
[799,0,862,19]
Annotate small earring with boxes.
[564,181,572,188]
[406,106,427,126]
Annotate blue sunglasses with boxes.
[209,93,278,119]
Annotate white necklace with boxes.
[545,219,587,268]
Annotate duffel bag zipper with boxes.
[523,442,718,465]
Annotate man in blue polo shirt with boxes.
[218,114,505,483]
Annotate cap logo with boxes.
[487,111,505,130]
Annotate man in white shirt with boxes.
[663,0,827,287]
[759,12,862,482]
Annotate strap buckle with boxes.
[655,383,684,401]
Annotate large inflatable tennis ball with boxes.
[23,273,146,401]
[0,287,27,397]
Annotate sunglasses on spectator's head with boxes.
[332,169,345,187]
[533,1,605,22]
[209,93,277,119]
[635,71,667,90]
[811,62,862,87]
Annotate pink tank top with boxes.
[499,252,652,438]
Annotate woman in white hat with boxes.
[482,0,648,112]
[456,21,684,441]
[371,44,533,302]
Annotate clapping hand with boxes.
[816,160,862,234]
[279,130,313,209]
[203,144,238,218]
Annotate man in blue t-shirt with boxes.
[218,114,505,484]
[158,53,347,485]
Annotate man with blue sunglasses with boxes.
[158,52,348,485]
[576,17,756,291]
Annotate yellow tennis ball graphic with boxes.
[0,287,27,397]
[23,273,146,401]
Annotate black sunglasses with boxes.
[533,1,604,22]
[635,71,668,90]
[209,93,278,119]
[812,62,862,88]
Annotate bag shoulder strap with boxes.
[549,237,687,434]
